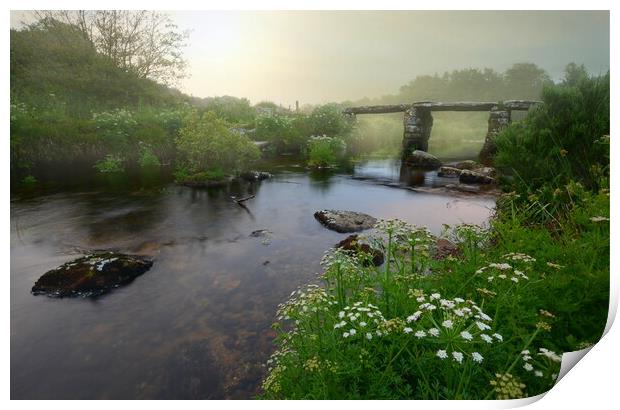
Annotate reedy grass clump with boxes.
[261,186,608,399]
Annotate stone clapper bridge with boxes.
[342,100,541,164]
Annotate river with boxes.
[10,158,495,399]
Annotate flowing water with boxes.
[10,158,495,399]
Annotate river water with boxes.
[10,158,495,399]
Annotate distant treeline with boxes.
[343,63,593,106]
[10,14,599,181]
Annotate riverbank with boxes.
[260,184,609,399]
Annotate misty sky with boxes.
[11,10,610,106]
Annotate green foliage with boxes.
[494,73,610,221]
[306,135,346,167]
[94,154,125,173]
[255,114,298,153]
[175,111,260,176]
[21,175,37,185]
[137,145,161,168]
[196,95,256,124]
[308,104,354,138]
[10,23,186,118]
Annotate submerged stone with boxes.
[31,252,153,298]
[314,210,377,233]
[335,234,384,267]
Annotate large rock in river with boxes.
[31,252,153,297]
[404,150,442,169]
[314,210,377,233]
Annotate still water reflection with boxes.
[11,159,494,399]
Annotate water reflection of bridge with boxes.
[343,100,540,164]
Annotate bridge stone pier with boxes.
[343,100,540,165]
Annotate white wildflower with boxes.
[492,333,503,341]
[429,328,440,337]
[590,216,609,222]
[338,311,345,319]
[534,371,543,377]
[359,321,367,327]
[349,329,357,336]
[460,331,473,341]
[489,262,512,270]
[476,321,491,331]
[343,332,350,338]
[523,363,534,372]
[404,327,413,334]
[407,311,422,322]
[452,351,464,364]
[366,333,372,340]
[472,352,484,363]
[480,334,493,343]
[430,293,441,301]
[436,350,448,359]
[415,330,426,338]
[442,320,453,329]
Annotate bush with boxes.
[494,73,609,220]
[94,154,125,173]
[175,111,260,176]
[306,135,346,167]
[137,144,161,168]
[308,103,354,140]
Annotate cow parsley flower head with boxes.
[442,320,453,329]
[436,349,448,359]
[460,331,473,341]
[472,352,484,363]
[452,351,464,364]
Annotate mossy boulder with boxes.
[31,252,153,297]
[336,234,384,266]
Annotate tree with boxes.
[32,10,189,85]
[503,63,552,100]
[562,63,589,87]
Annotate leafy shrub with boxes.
[94,154,125,173]
[308,103,353,139]
[175,111,260,175]
[93,108,137,151]
[137,145,161,168]
[494,73,609,220]
[21,175,37,185]
[306,135,346,167]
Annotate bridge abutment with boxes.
[402,107,433,157]
[479,107,511,165]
